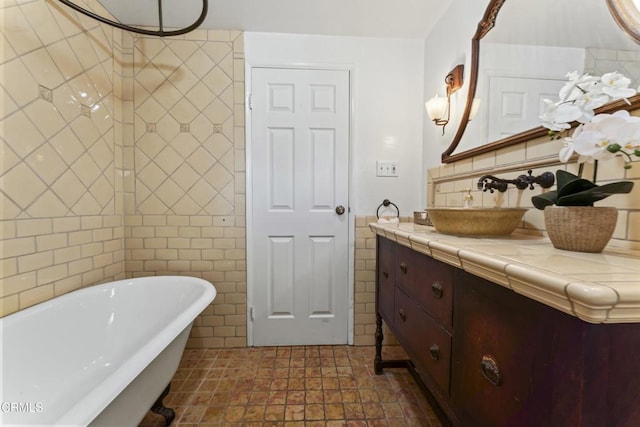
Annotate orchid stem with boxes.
[593,160,598,184]
[620,150,633,163]
[578,163,584,178]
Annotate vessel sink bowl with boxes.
[426,207,528,236]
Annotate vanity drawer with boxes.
[452,270,551,427]
[394,287,452,397]
[376,236,395,324]
[396,245,454,330]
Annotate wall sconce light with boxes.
[425,64,464,135]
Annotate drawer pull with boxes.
[429,344,440,361]
[431,281,443,298]
[382,271,389,279]
[398,309,407,322]
[399,263,408,274]
[480,355,503,386]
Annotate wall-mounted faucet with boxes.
[477,170,555,193]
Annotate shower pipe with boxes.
[56,0,208,37]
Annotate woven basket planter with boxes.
[544,206,618,253]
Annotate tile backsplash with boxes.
[426,115,640,250]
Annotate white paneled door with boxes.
[249,67,350,346]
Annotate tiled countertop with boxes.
[370,222,640,324]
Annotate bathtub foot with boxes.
[151,384,175,426]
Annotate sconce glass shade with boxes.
[425,95,449,121]
[469,98,481,120]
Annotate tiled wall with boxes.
[426,112,640,250]
[0,0,125,316]
[120,31,246,348]
[354,216,401,347]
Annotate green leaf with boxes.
[531,169,635,210]
[557,177,597,198]
[555,169,582,191]
[532,191,558,210]
[558,181,634,206]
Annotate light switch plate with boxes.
[376,161,399,177]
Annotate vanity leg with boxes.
[151,383,176,426]
[374,312,384,375]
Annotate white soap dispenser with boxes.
[463,189,474,208]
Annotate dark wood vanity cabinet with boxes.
[375,235,640,427]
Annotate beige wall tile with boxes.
[472,152,496,171]
[19,284,54,310]
[1,272,37,298]
[0,5,119,312]
[36,234,68,251]
[0,291,20,315]
[496,144,526,165]
[18,251,53,273]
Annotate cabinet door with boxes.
[452,270,552,427]
[394,287,452,397]
[376,236,395,324]
[396,245,454,330]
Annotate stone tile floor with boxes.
[139,345,443,426]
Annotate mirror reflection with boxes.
[449,0,640,159]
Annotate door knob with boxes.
[335,205,346,215]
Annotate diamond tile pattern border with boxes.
[133,38,236,216]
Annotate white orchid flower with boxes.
[566,126,598,164]
[559,138,575,162]
[606,111,640,149]
[575,91,611,112]
[540,101,594,131]
[565,70,581,81]
[558,72,599,103]
[539,99,560,131]
[600,72,637,99]
[545,72,636,125]
[571,111,640,163]
[557,103,589,123]
[541,70,640,172]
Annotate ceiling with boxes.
[96,0,452,39]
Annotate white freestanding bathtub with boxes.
[0,276,216,426]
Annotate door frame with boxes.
[245,62,356,346]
